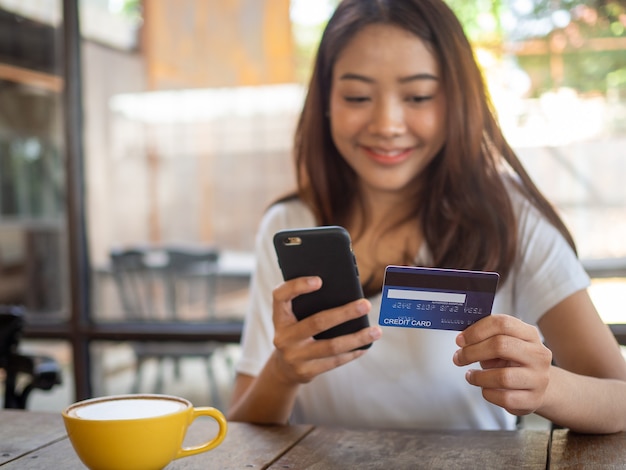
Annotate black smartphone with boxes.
[273,226,371,348]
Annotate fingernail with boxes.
[456,333,466,347]
[307,276,321,287]
[356,299,370,314]
[370,327,382,340]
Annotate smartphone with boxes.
[273,226,371,348]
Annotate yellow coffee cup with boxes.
[62,394,227,470]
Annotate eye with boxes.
[344,96,371,103]
[406,95,433,104]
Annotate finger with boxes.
[298,298,371,338]
[465,367,536,391]
[301,324,382,361]
[275,302,379,358]
[478,387,542,416]
[273,276,322,304]
[282,348,368,383]
[275,327,382,384]
[272,276,322,326]
[454,334,534,367]
[456,334,552,369]
[465,369,547,416]
[456,314,541,348]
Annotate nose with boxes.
[367,98,406,137]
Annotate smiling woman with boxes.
[228,0,626,435]
[329,24,447,199]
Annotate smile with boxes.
[362,146,412,164]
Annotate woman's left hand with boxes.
[453,314,553,416]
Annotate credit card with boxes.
[379,265,499,331]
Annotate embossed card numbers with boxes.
[379,266,499,331]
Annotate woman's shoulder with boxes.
[500,172,537,217]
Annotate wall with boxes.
[143,0,295,89]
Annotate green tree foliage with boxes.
[446,0,506,45]
[447,0,626,42]
[446,0,626,94]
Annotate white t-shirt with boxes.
[236,187,590,430]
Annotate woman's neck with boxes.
[347,188,423,295]
[355,185,416,230]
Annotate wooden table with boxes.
[0,410,624,469]
[549,429,626,469]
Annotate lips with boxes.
[362,145,412,165]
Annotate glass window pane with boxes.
[90,341,239,409]
[79,0,141,50]
[0,2,69,319]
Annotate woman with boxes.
[228,0,626,432]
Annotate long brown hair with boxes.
[291,0,576,283]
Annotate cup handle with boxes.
[176,406,228,459]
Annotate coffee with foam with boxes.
[68,397,187,420]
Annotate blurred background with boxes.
[1,0,625,414]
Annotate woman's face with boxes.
[329,23,447,200]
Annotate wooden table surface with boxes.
[549,429,626,469]
[270,426,549,469]
[1,409,624,469]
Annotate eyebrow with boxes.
[338,72,439,83]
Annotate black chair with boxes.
[0,306,62,409]
[109,246,226,406]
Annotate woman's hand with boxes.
[270,275,382,385]
[452,314,553,416]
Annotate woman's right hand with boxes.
[269,275,382,385]
[228,275,381,424]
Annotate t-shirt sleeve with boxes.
[510,193,590,326]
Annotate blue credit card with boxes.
[379,266,500,331]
